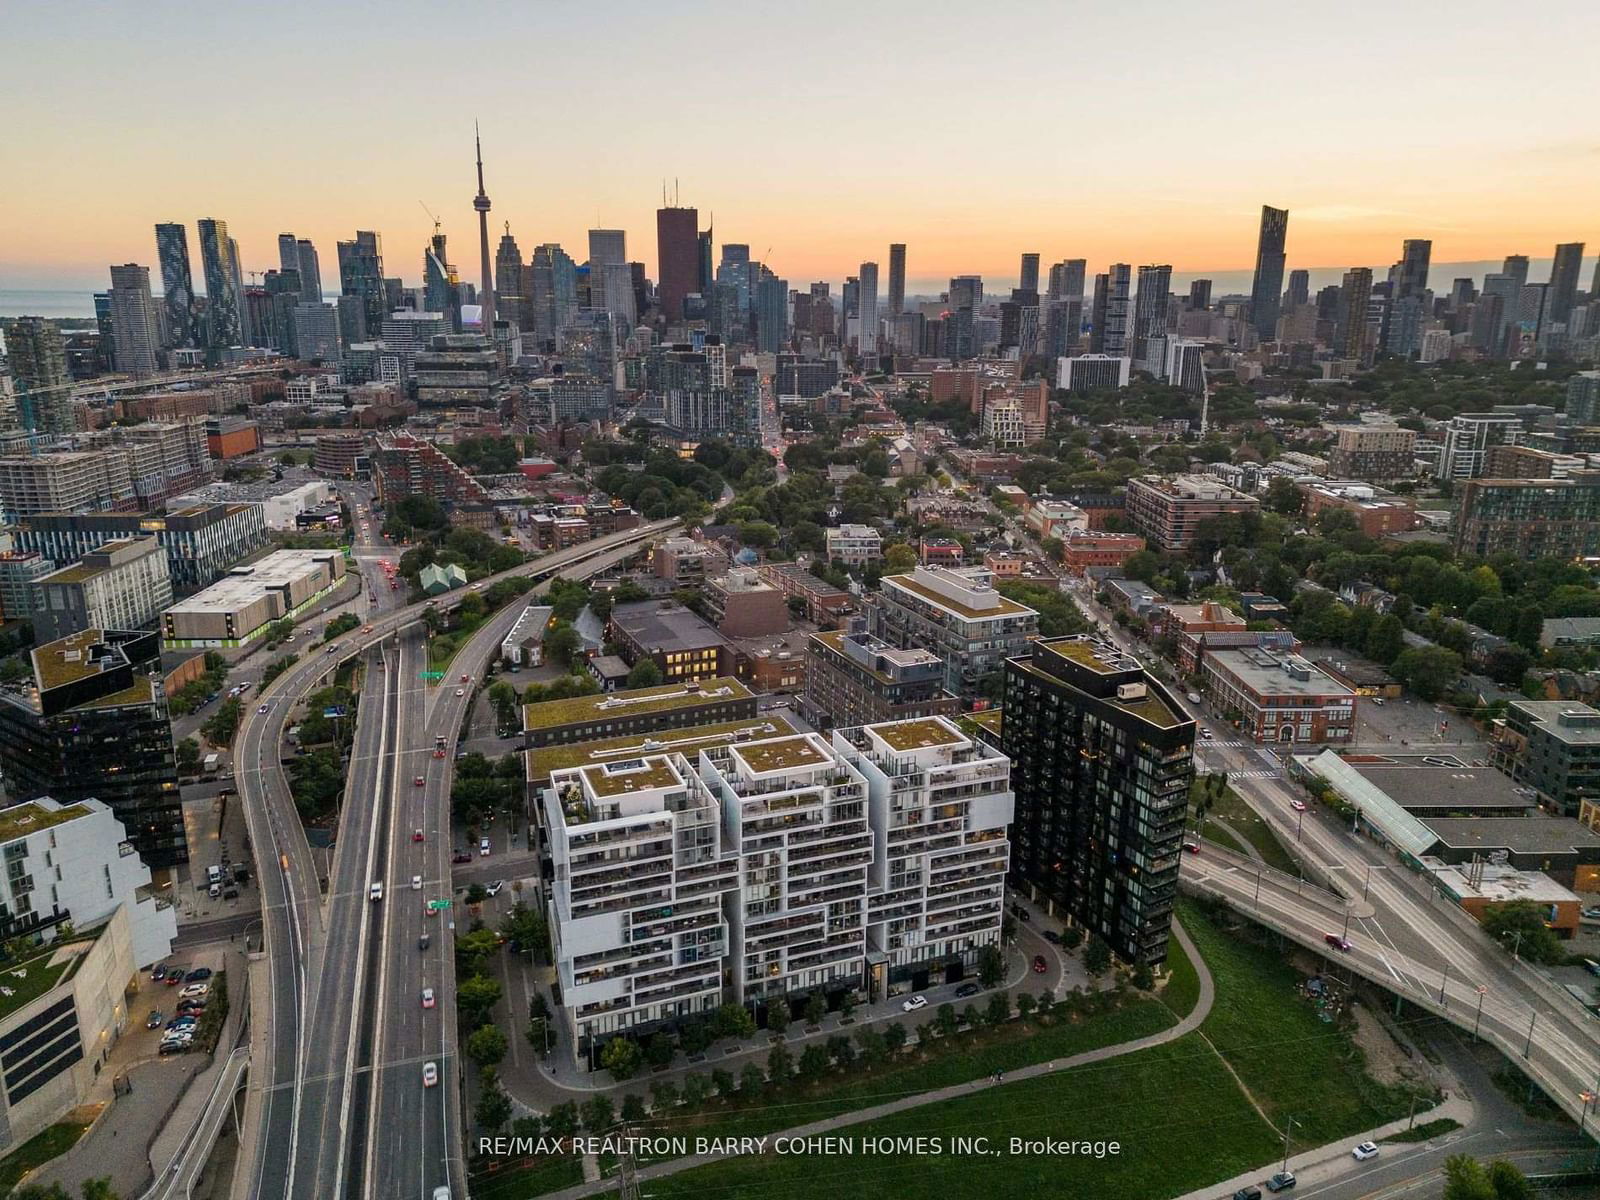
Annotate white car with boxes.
[422,1060,438,1088]
[485,879,504,897]
[370,882,383,902]
[178,983,210,999]
[411,874,422,891]
[1351,1142,1379,1161]
[421,987,435,1009]
[455,688,465,697]
[901,994,927,1013]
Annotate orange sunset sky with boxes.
[2,0,1597,294]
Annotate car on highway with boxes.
[954,982,981,999]
[901,994,927,1012]
[370,882,383,902]
[326,644,337,655]
[413,828,424,842]
[421,988,435,1009]
[422,1061,438,1088]
[411,874,422,891]
[459,674,471,683]
[362,625,373,633]
[414,776,425,787]
[1265,1171,1296,1192]
[178,983,209,999]
[1324,933,1351,951]
[1032,955,1047,974]
[146,1009,164,1029]
[455,688,465,697]
[1351,1142,1379,1161]
[1289,799,1307,812]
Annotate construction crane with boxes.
[418,200,441,237]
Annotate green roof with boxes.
[0,801,90,845]
[731,735,831,775]
[523,676,751,731]
[870,717,963,752]
[579,758,683,800]
[0,944,83,1021]
[31,630,114,690]
[526,716,796,782]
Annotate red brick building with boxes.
[1059,531,1145,575]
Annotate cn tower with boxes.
[472,123,495,332]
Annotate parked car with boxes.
[146,1010,164,1029]
[1266,1171,1296,1192]
[1232,1189,1262,1200]
[152,964,168,982]
[901,994,927,1012]
[1351,1142,1379,1161]
[485,880,505,897]
[177,1000,207,1015]
[451,852,472,864]
[954,982,982,999]
[178,983,210,999]
[184,967,213,982]
[1041,930,1062,945]
[159,1039,190,1056]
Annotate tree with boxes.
[767,1043,794,1084]
[853,1026,886,1065]
[581,1095,615,1134]
[1365,613,1405,665]
[600,1036,643,1080]
[649,1078,680,1111]
[466,1023,508,1068]
[765,1002,790,1038]
[625,658,663,689]
[934,1003,959,1037]
[456,975,503,1029]
[1442,1153,1495,1200]
[1391,644,1463,701]
[475,1070,513,1132]
[678,1019,713,1055]
[798,1043,829,1080]
[1122,549,1161,583]
[883,543,917,574]
[543,622,582,668]
[740,1062,767,1094]
[803,990,826,1026]
[984,991,1011,1026]
[1486,1158,1534,1200]
[176,736,201,773]
[1481,901,1566,965]
[838,990,856,1020]
[977,943,1004,988]
[620,1093,647,1124]
[711,1001,756,1040]
[681,1073,711,1108]
[883,1021,907,1052]
[711,1068,736,1097]
[1016,993,1037,1020]
[645,1031,675,1069]
[544,1101,579,1139]
[81,1182,119,1200]
[1083,936,1112,976]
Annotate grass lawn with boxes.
[1383,1117,1461,1143]
[625,902,1423,1200]
[0,949,76,1022]
[0,1120,91,1191]
[1191,778,1303,877]
[469,1153,585,1200]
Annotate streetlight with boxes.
[1280,1116,1295,1176]
[1473,986,1487,1040]
[1295,806,1305,842]
[1503,929,1523,963]
[1524,1010,1536,1058]
[1581,1091,1597,1136]
[1253,866,1263,912]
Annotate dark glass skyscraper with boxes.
[887,243,906,315]
[337,230,387,337]
[1248,204,1288,340]
[1001,636,1195,966]
[1394,238,1432,299]
[154,222,197,349]
[196,218,241,349]
[1548,242,1586,326]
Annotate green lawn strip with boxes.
[639,1034,1280,1200]
[628,999,1177,1167]
[1382,1117,1461,1143]
[0,951,75,1022]
[1181,899,1419,1145]
[1159,923,1200,1019]
[0,1120,91,1191]
[1191,779,1303,877]
[468,1152,585,1199]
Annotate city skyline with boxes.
[3,1,1598,295]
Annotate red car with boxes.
[413,776,425,787]
[412,828,424,843]
[1324,933,1352,952]
[1182,841,1200,854]
[1032,955,1047,974]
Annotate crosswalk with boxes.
[1228,768,1281,780]
[1201,739,1246,749]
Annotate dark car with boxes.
[1032,955,1047,974]
[159,1040,189,1056]
[177,999,207,1014]
[1042,930,1062,945]
[1323,934,1351,952]
[146,1010,164,1029]
[151,964,168,982]
[451,852,473,864]
[1266,1172,1296,1192]
[953,982,981,999]
[1232,1189,1262,1200]
[1011,904,1031,922]
[185,967,213,982]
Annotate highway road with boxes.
[233,516,679,1199]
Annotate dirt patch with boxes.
[1348,1003,1425,1087]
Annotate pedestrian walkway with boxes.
[1229,768,1281,780]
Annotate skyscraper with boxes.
[1248,204,1289,341]
[277,234,301,280]
[196,218,241,350]
[423,232,456,319]
[154,223,197,349]
[472,127,495,331]
[1284,269,1310,310]
[857,261,879,356]
[1394,239,1432,299]
[754,272,788,354]
[1337,267,1374,358]
[887,244,906,315]
[655,204,700,322]
[337,230,386,336]
[1018,253,1040,295]
[588,229,626,269]
[716,244,751,314]
[5,317,72,433]
[1134,264,1172,371]
[107,264,161,376]
[948,275,982,361]
[1090,264,1131,355]
[1548,242,1586,326]
[1047,259,1086,302]
[1187,279,1213,310]
[495,225,525,329]
[529,243,578,342]
[697,227,714,296]
[227,236,246,342]
[296,239,322,302]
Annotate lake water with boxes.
[0,291,98,319]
